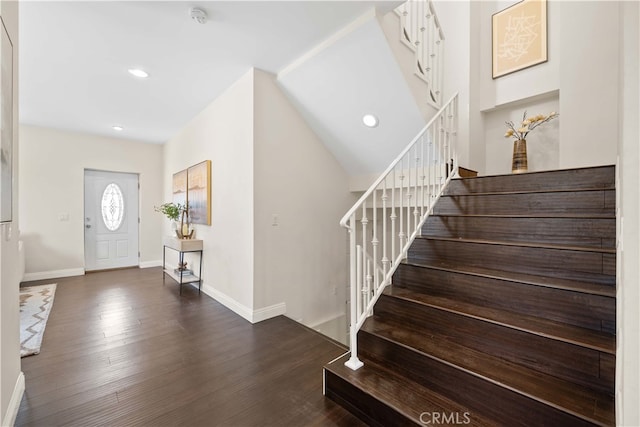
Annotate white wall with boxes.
[557,1,619,169]
[433,0,472,170]
[163,70,255,312]
[19,126,164,278]
[0,1,22,424]
[163,69,355,334]
[617,2,640,425]
[253,69,355,333]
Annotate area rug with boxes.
[20,284,56,357]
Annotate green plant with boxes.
[154,203,184,221]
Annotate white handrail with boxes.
[342,93,458,371]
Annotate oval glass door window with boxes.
[101,183,125,231]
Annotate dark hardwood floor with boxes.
[17,267,362,427]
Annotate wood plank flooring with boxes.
[17,267,362,427]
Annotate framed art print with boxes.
[492,0,547,78]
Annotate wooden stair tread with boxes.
[325,354,497,426]
[385,287,615,354]
[453,165,614,181]
[446,165,615,195]
[443,187,615,197]
[362,316,615,426]
[429,213,616,219]
[401,261,616,297]
[415,235,617,254]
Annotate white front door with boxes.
[84,170,139,271]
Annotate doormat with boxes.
[20,284,57,357]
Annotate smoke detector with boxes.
[190,8,208,25]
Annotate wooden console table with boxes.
[162,237,203,295]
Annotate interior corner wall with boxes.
[163,70,255,312]
[617,1,640,425]
[252,69,356,330]
[557,1,619,169]
[468,0,486,175]
[0,0,21,423]
[18,126,164,276]
[433,0,472,171]
[475,0,618,173]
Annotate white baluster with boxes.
[381,181,389,278]
[408,155,413,243]
[391,168,397,263]
[431,128,436,208]
[356,244,363,320]
[372,189,379,294]
[453,96,459,172]
[365,259,372,316]
[345,219,363,370]
[420,136,426,219]
[398,166,405,256]
[413,145,420,233]
[360,203,367,319]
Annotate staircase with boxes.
[324,165,616,426]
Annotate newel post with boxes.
[345,216,364,371]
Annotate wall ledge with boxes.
[479,89,560,113]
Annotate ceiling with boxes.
[19,1,400,144]
[278,16,426,176]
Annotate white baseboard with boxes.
[2,372,25,427]
[252,301,287,323]
[139,260,162,269]
[23,268,84,282]
[200,282,286,323]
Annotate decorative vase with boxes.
[512,139,528,174]
[175,209,194,239]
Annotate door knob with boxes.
[86,225,92,229]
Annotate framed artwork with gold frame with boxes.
[492,0,547,79]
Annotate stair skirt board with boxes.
[326,165,616,427]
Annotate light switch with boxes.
[272,214,279,226]
[58,213,69,221]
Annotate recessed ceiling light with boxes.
[112,125,124,131]
[127,68,149,78]
[362,114,379,128]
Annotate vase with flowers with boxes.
[505,111,559,173]
[154,202,194,239]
